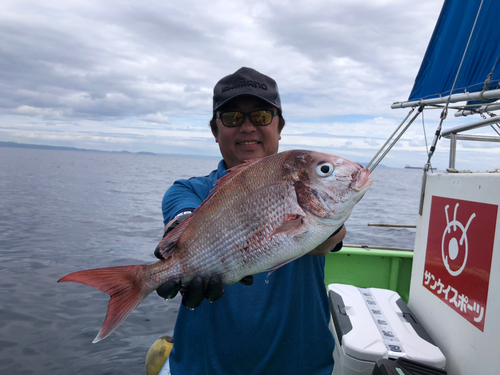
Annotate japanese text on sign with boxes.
[424,270,484,323]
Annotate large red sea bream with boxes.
[59,150,372,342]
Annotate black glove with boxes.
[329,224,344,253]
[157,274,254,309]
[331,241,343,252]
[155,212,254,309]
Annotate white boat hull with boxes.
[409,172,500,375]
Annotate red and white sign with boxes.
[423,196,498,331]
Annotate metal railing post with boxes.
[449,133,457,170]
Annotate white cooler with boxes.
[328,284,446,375]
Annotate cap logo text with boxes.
[221,80,268,93]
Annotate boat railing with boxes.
[391,88,500,110]
[441,115,500,170]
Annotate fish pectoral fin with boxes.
[271,214,308,237]
[155,240,176,260]
[156,216,193,259]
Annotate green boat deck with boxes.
[324,245,414,303]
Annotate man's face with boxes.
[212,96,281,169]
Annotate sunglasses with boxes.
[217,110,278,127]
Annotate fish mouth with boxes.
[351,168,372,192]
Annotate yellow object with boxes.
[145,336,174,375]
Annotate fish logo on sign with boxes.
[441,203,475,277]
[423,196,497,331]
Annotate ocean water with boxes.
[0,147,424,374]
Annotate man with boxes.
[157,67,345,374]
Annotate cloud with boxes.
[0,0,498,170]
[0,0,442,120]
[364,139,380,147]
[141,113,170,124]
[8,105,66,120]
[344,140,354,147]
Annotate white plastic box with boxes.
[328,284,446,375]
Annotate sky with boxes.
[1,0,499,170]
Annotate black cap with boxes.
[213,67,281,112]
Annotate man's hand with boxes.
[308,224,346,256]
[156,274,255,309]
[155,212,254,309]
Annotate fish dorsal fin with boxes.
[155,215,194,259]
[270,214,308,237]
[212,158,261,191]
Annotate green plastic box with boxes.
[324,245,414,303]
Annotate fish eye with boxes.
[317,163,334,177]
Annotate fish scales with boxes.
[175,153,310,284]
[58,150,372,342]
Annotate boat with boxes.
[405,164,437,171]
[324,0,500,374]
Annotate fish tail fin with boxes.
[58,264,154,343]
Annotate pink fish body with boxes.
[59,150,372,342]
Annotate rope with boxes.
[419,0,487,215]
[421,109,435,173]
[447,0,484,102]
[421,110,428,153]
[426,0,485,166]
[490,54,500,75]
[479,53,500,101]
